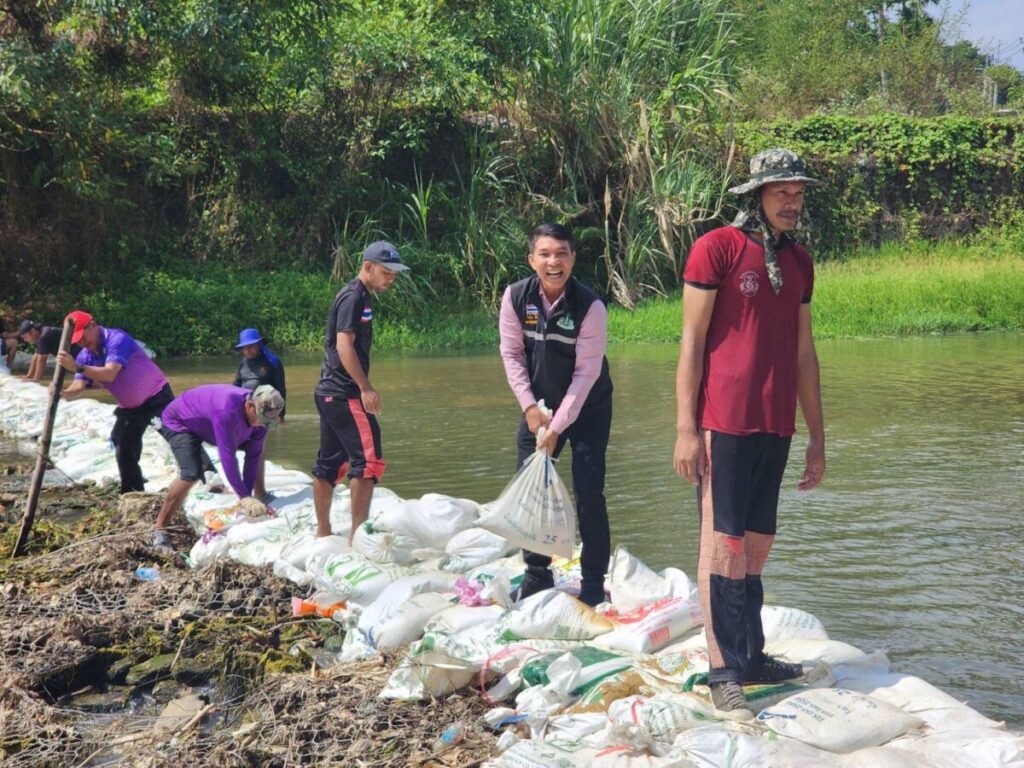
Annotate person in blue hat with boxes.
[233,328,286,501]
[233,329,287,414]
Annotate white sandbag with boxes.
[352,522,421,564]
[188,533,231,567]
[273,559,313,586]
[765,638,867,667]
[357,574,457,647]
[372,493,478,551]
[477,450,576,559]
[362,591,453,650]
[227,519,293,566]
[594,597,703,654]
[442,527,513,573]
[521,648,634,706]
[840,672,1006,732]
[590,747,693,767]
[496,590,613,642]
[311,552,415,606]
[757,688,924,754]
[643,645,708,690]
[888,726,1024,768]
[426,604,506,635]
[491,738,599,768]
[273,533,349,585]
[837,746,943,767]
[670,725,843,767]
[825,650,892,684]
[202,497,273,533]
[607,693,718,754]
[277,532,349,571]
[379,629,486,700]
[546,712,610,742]
[762,605,829,643]
[607,545,694,612]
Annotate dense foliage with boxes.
[1,0,1021,354]
[734,115,1024,251]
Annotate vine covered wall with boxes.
[732,116,1024,254]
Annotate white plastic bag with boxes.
[478,450,575,559]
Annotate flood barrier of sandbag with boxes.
[2,371,1020,768]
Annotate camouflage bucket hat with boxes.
[251,385,285,429]
[728,148,823,195]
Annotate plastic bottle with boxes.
[432,722,465,753]
[135,565,161,581]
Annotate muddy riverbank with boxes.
[0,459,500,767]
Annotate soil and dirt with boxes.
[0,454,502,767]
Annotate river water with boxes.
[154,332,1022,728]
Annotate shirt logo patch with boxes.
[739,271,759,298]
[556,315,575,331]
[360,306,373,323]
[525,304,539,326]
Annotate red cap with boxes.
[66,310,94,344]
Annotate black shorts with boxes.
[160,428,215,482]
[701,430,792,537]
[311,394,386,485]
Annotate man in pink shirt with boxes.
[499,222,614,607]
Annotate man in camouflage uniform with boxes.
[673,148,827,719]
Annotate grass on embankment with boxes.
[608,238,1024,343]
[81,237,1022,356]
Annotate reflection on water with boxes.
[160,332,1024,727]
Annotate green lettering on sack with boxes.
[344,564,382,585]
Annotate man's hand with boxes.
[361,386,381,415]
[798,437,825,491]
[536,426,559,455]
[673,431,705,487]
[524,404,551,435]
[56,350,77,373]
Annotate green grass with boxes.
[80,238,1023,356]
[608,238,1024,343]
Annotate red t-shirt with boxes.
[683,226,814,437]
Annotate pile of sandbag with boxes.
[0,375,180,488]
[3,371,1020,767]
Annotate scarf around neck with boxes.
[729,195,813,295]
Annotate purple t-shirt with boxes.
[160,384,267,498]
[75,327,168,409]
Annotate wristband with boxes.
[76,365,85,375]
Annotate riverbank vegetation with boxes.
[68,225,1024,354]
[2,0,1022,354]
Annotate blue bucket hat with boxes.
[235,328,264,349]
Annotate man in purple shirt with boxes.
[56,310,174,494]
[152,383,284,549]
[499,223,614,607]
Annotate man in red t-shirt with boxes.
[674,148,827,719]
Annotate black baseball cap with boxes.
[362,241,409,272]
[17,319,39,337]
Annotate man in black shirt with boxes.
[312,241,410,543]
[18,320,63,382]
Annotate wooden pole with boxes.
[11,316,75,558]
